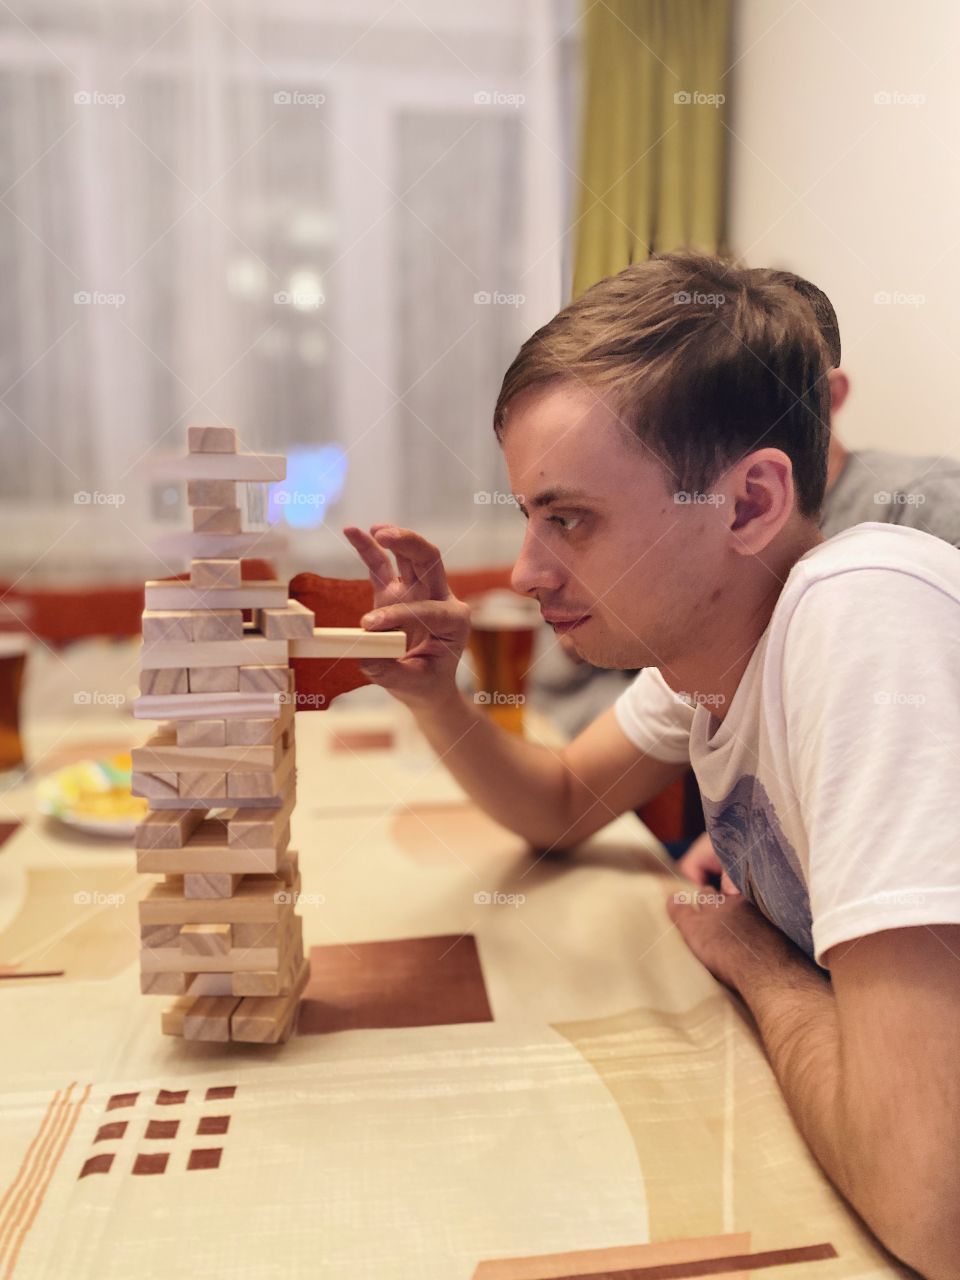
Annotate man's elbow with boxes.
[870,1183,960,1279]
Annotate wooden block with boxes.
[188,426,237,453]
[133,737,282,773]
[184,995,242,1042]
[158,452,286,482]
[146,794,282,810]
[141,610,193,643]
[190,558,242,588]
[180,922,232,957]
[232,921,280,947]
[131,770,178,800]
[238,665,290,694]
[140,923,182,949]
[184,872,242,899]
[187,973,234,996]
[256,600,315,640]
[224,703,293,746]
[142,638,287,670]
[138,823,288,875]
[192,506,242,534]
[178,770,227,799]
[176,719,226,747]
[161,996,191,1036]
[231,957,309,1044]
[188,667,239,693]
[140,946,281,974]
[134,691,284,721]
[226,746,295,799]
[153,529,287,560]
[134,809,204,850]
[231,936,302,999]
[289,627,406,659]
[187,479,237,509]
[227,786,295,848]
[141,971,188,996]
[145,581,287,610]
[141,873,300,925]
[138,668,188,696]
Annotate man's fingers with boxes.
[371,526,449,599]
[362,598,470,643]
[343,526,395,592]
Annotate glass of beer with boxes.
[466,590,541,735]
[0,633,28,778]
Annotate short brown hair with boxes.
[493,253,833,517]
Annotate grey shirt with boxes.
[821,448,960,546]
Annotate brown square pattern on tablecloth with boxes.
[299,934,492,1034]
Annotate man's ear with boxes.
[723,449,795,554]
[828,368,850,416]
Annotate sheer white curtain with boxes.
[0,0,574,580]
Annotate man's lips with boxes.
[542,611,591,634]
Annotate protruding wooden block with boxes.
[191,610,243,642]
[256,600,315,640]
[140,923,182,949]
[181,922,232,957]
[230,957,309,1043]
[161,997,190,1036]
[190,558,242,589]
[238,665,290,694]
[184,872,242,899]
[288,627,406,659]
[131,771,178,800]
[176,719,226,748]
[142,639,287,671]
[153,529,287,560]
[188,426,237,453]
[134,691,284,721]
[133,736,281,773]
[134,809,204,850]
[187,479,237,509]
[192,506,242,534]
[142,610,193,643]
[145,581,287,610]
[139,668,188,696]
[189,667,239,694]
[158,452,286,482]
[183,995,241,1042]
[179,770,226,798]
[141,971,189,996]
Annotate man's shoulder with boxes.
[824,449,960,545]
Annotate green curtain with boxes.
[572,0,732,298]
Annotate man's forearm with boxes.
[411,691,574,846]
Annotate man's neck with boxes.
[826,438,850,491]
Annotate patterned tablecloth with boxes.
[0,683,911,1279]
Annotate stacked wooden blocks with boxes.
[132,426,405,1045]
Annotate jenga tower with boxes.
[131,427,404,1044]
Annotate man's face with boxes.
[502,383,731,671]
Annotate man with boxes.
[345,254,960,1278]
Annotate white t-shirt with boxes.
[614,523,960,968]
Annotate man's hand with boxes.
[666,885,797,991]
[344,524,471,710]
[676,832,742,896]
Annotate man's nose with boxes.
[511,525,564,597]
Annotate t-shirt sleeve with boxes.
[613,667,693,763]
[782,566,960,965]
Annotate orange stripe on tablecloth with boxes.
[0,1084,73,1259]
[2,1084,91,1280]
[0,1087,64,1223]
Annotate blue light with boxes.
[268,444,347,529]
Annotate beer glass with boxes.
[466,591,541,735]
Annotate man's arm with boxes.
[669,897,960,1279]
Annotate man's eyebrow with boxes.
[526,487,593,509]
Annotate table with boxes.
[0,642,909,1279]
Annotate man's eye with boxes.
[549,514,581,532]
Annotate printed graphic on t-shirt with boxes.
[701,774,816,963]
